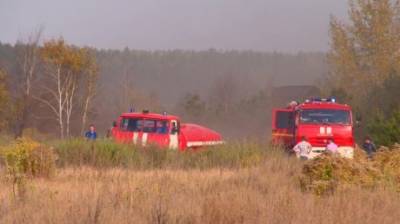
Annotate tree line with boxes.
[0,38,326,139]
[327,0,400,146]
[0,34,98,139]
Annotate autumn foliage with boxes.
[328,0,400,144]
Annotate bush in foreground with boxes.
[1,138,56,178]
[300,145,400,195]
[0,138,56,199]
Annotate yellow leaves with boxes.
[300,144,400,195]
[2,137,56,179]
[0,69,11,130]
[41,38,93,74]
[328,0,400,103]
[41,39,66,65]
[37,38,98,138]
[328,17,359,91]
[0,69,10,103]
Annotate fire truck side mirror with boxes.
[112,121,117,128]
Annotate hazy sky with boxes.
[0,0,348,52]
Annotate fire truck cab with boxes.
[272,98,355,159]
[111,110,223,151]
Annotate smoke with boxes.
[1,0,347,52]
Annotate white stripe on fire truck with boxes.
[142,133,148,146]
[133,132,139,145]
[327,127,332,135]
[320,127,325,135]
[186,141,225,147]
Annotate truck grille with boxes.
[309,137,351,147]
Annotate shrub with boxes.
[367,109,400,147]
[300,146,400,195]
[300,154,380,195]
[0,138,56,199]
[1,137,56,179]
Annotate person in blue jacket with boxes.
[362,136,376,158]
[85,124,97,140]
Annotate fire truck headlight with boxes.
[338,147,354,159]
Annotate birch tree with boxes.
[14,28,43,137]
[80,53,98,135]
[37,39,93,138]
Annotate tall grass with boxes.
[53,138,274,170]
[1,161,399,223]
[1,139,400,223]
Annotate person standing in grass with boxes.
[362,136,377,158]
[293,136,312,160]
[85,124,97,140]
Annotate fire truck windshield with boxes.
[120,118,170,133]
[300,109,350,125]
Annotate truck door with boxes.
[169,120,179,150]
[117,117,135,144]
[145,119,170,148]
[272,109,295,147]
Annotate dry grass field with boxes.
[1,140,400,224]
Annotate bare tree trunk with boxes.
[81,96,91,135]
[14,28,43,138]
[35,64,68,139]
[56,66,66,139]
[81,66,97,135]
[65,75,77,138]
[59,119,64,139]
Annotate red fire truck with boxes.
[111,110,223,150]
[272,98,355,159]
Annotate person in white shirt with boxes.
[293,136,312,160]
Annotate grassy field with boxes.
[0,139,400,224]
